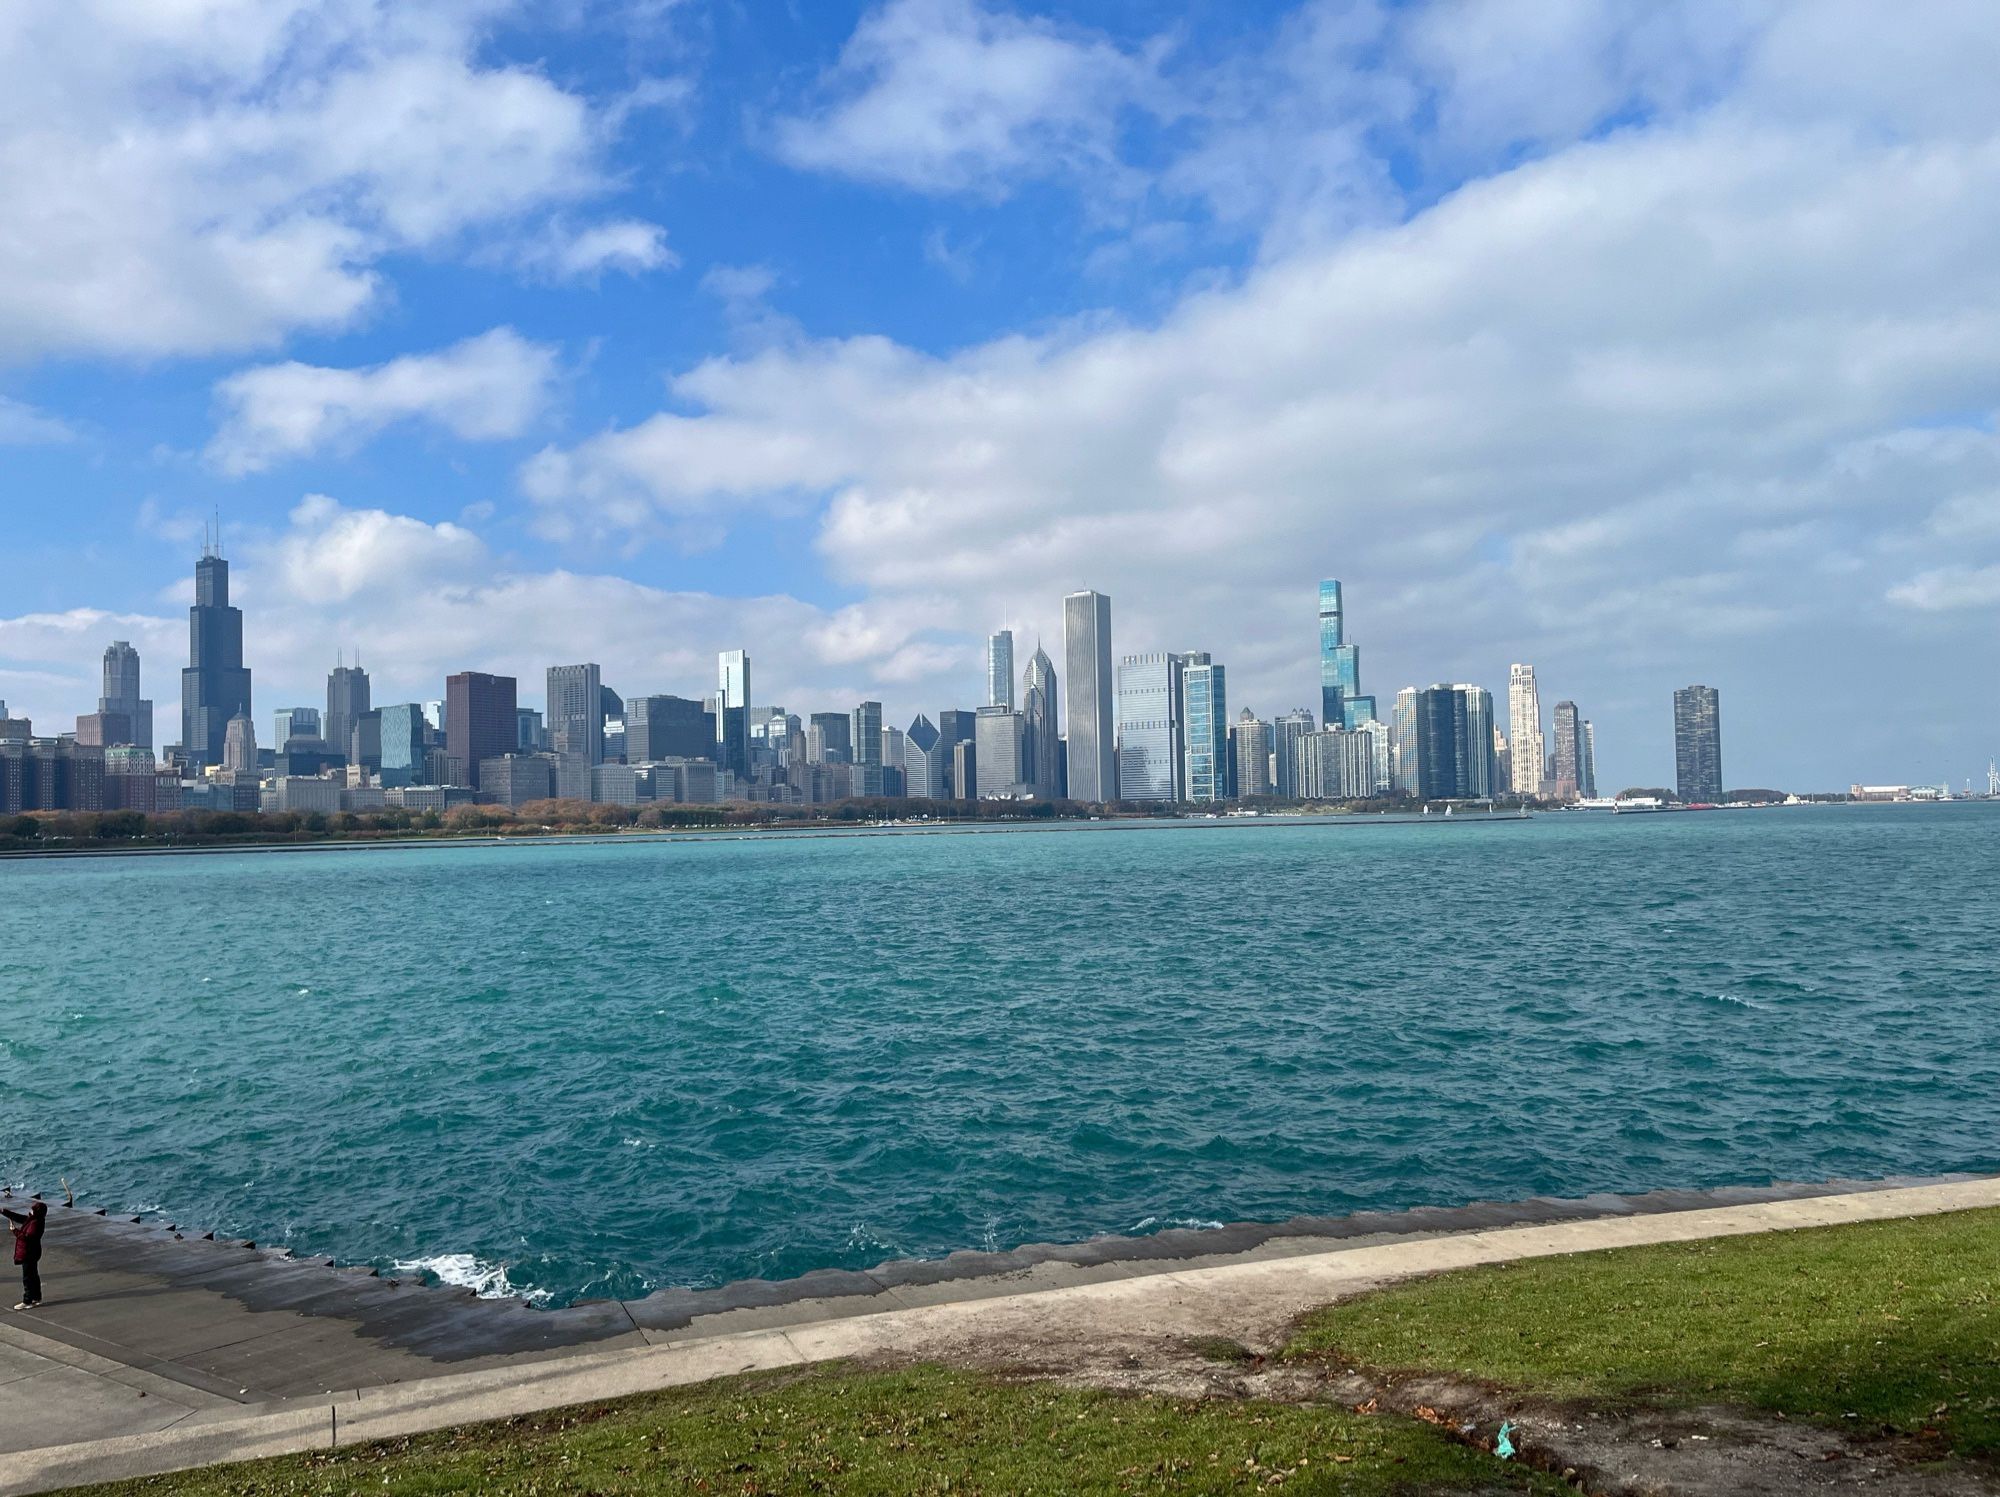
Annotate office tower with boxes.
[951,738,978,803]
[1408,685,1497,799]
[445,673,517,790]
[904,716,944,799]
[545,663,604,765]
[1115,652,1186,803]
[222,712,257,772]
[1550,701,1585,801]
[937,709,976,797]
[377,704,427,787]
[516,707,545,752]
[100,640,152,750]
[1021,646,1060,796]
[1390,687,1417,793]
[845,700,882,795]
[987,629,1015,710]
[1317,580,1378,728]
[181,539,253,769]
[1271,708,1315,798]
[1062,590,1114,801]
[1180,657,1229,802]
[274,707,321,746]
[1581,720,1598,798]
[1673,685,1723,802]
[1507,664,1545,797]
[626,696,710,762]
[1234,711,1274,798]
[807,711,851,763]
[326,661,371,763]
[974,706,1025,797]
[481,753,554,808]
[349,708,382,775]
[712,650,750,776]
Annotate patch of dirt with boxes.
[875,1330,2000,1495]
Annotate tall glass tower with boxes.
[1182,656,1229,803]
[181,541,252,769]
[1021,646,1060,796]
[1319,580,1375,728]
[986,629,1015,711]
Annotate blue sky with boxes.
[3,0,1999,790]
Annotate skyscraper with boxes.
[1550,700,1585,802]
[274,706,321,745]
[1409,684,1497,799]
[974,706,1024,797]
[1182,656,1228,802]
[222,713,257,772]
[100,641,152,750]
[547,663,605,765]
[1507,664,1544,797]
[1062,590,1114,801]
[1318,580,1360,730]
[987,629,1015,710]
[379,703,428,787]
[1673,685,1723,802]
[1021,645,1060,796]
[1581,720,1598,799]
[181,540,253,769]
[326,661,371,765]
[717,650,751,777]
[904,715,944,799]
[852,699,885,795]
[446,672,517,790]
[1115,652,1185,803]
[626,696,709,762]
[1234,711,1274,798]
[1269,707,1315,799]
[937,709,976,798]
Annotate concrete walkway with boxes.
[2,1176,1994,1495]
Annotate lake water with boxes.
[2,806,1993,1305]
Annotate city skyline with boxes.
[1,7,1996,791]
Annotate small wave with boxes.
[391,1252,552,1305]
[1702,992,1765,1009]
[1130,1215,1226,1233]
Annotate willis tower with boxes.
[181,533,252,768]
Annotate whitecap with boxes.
[390,1252,553,1305]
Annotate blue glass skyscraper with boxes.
[181,541,252,769]
[1182,655,1228,803]
[1319,580,1375,729]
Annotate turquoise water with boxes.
[2,806,1994,1305]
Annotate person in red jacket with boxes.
[4,1200,47,1310]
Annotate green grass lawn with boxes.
[82,1365,1563,1496]
[1286,1206,2000,1457]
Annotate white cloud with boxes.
[0,397,72,444]
[517,219,678,280]
[207,327,559,474]
[1887,565,2000,613]
[771,0,1159,196]
[0,0,642,363]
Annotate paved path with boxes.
[2,1176,1994,1494]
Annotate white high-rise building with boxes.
[987,629,1015,710]
[1507,663,1545,797]
[1062,590,1114,802]
[1115,652,1185,802]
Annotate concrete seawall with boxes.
[2,1174,1995,1492]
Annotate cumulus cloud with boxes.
[0,0,643,363]
[771,0,1160,196]
[206,327,560,474]
[1887,565,2000,613]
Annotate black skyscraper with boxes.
[181,544,252,769]
[1674,685,1723,803]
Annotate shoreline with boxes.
[7,1172,1976,1367]
[0,806,1534,861]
